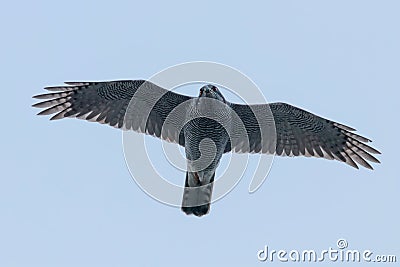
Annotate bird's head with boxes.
[198,84,226,103]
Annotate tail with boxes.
[181,171,215,217]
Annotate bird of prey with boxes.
[33,80,380,216]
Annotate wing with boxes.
[228,102,381,169]
[32,80,192,146]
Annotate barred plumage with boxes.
[33,80,381,217]
[229,102,380,170]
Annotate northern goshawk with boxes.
[33,80,380,216]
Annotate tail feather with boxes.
[181,171,215,217]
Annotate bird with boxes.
[32,80,381,216]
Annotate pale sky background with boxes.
[1,1,399,266]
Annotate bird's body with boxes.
[182,86,232,215]
[33,80,381,217]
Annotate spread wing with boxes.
[228,102,381,169]
[32,80,192,146]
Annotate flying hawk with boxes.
[33,80,380,216]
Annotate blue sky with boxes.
[1,1,399,266]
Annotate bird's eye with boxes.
[212,87,217,92]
